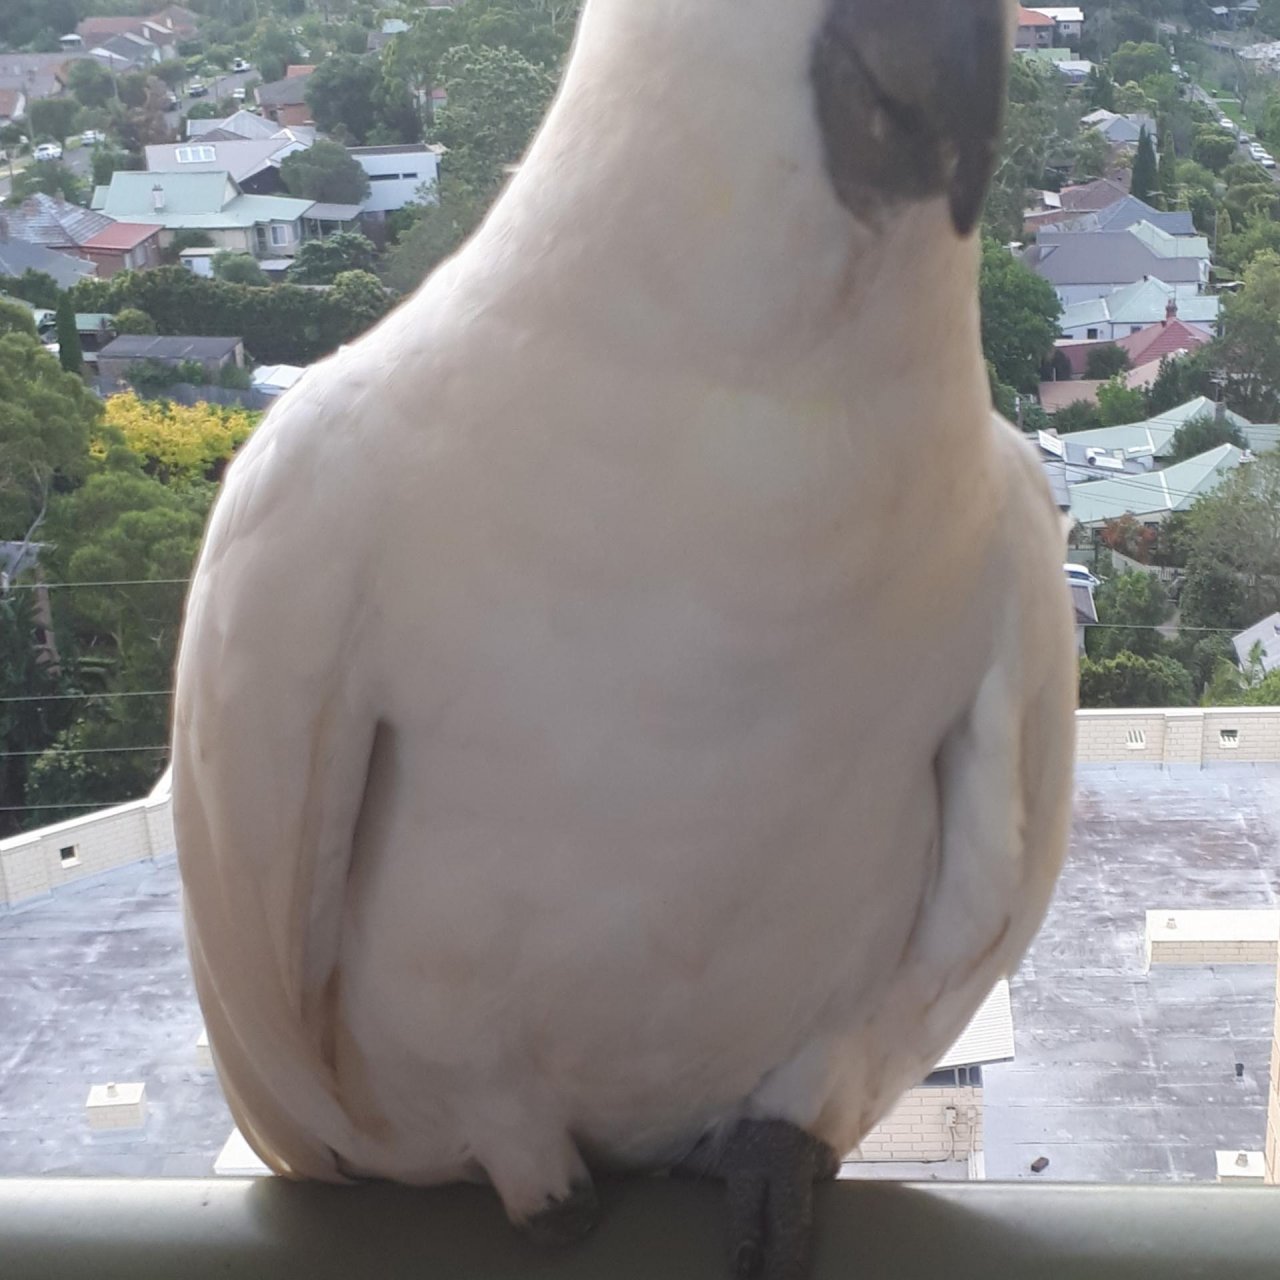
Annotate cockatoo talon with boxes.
[521,1178,600,1248]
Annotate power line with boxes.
[0,690,172,705]
[2,578,189,592]
[0,745,167,759]
[0,800,152,812]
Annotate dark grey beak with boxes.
[811,0,1010,235]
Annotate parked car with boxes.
[231,56,250,72]
[232,86,246,101]
[187,80,208,97]
[32,142,62,161]
[79,129,105,145]
[1261,154,1277,170]
[1064,564,1101,589]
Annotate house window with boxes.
[59,845,79,867]
[1131,325,1143,333]
[175,145,215,163]
[269,223,292,246]
[1086,328,1099,339]
[1220,729,1240,749]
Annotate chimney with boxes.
[1165,296,1177,324]
[151,183,165,212]
[1216,400,1227,426]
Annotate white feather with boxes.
[174,0,1073,1222]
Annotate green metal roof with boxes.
[1069,444,1244,526]
[95,171,313,228]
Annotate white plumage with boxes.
[174,0,1074,1238]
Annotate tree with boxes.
[1085,345,1130,380]
[7,161,86,206]
[92,148,135,188]
[0,270,60,309]
[1168,413,1247,462]
[287,231,378,284]
[0,331,99,543]
[66,59,116,110]
[1078,651,1194,708]
[1097,376,1147,426]
[306,54,381,143]
[27,96,79,147]
[1111,42,1172,86]
[100,393,257,484]
[330,269,390,329]
[212,252,270,286]
[279,140,371,204]
[1072,129,1113,183]
[1051,399,1104,433]
[382,179,486,293]
[1191,128,1236,174]
[1086,569,1170,660]
[431,43,556,193]
[1215,252,1280,421]
[979,239,1062,393]
[112,308,155,335]
[0,297,36,337]
[1131,126,1159,204]
[1085,64,1116,111]
[1147,351,1213,415]
[1157,126,1178,212]
[54,295,82,376]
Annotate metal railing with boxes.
[1,1177,1277,1278]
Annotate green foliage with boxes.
[0,331,99,542]
[979,239,1062,394]
[7,161,86,207]
[1215,251,1280,420]
[1168,413,1247,463]
[279,139,371,204]
[0,0,82,52]
[54,295,82,376]
[28,96,80,145]
[0,297,36,337]
[112,308,155,336]
[1050,399,1105,433]
[1085,345,1130,380]
[92,148,136,188]
[1191,127,1236,174]
[1111,42,1172,86]
[1085,570,1170,660]
[382,179,487,293]
[1131,126,1159,204]
[1085,64,1116,111]
[1097,377,1147,426]
[1157,126,1178,211]
[0,271,61,310]
[1147,351,1213,415]
[287,231,378,284]
[166,230,215,261]
[68,265,393,366]
[305,54,419,145]
[1079,651,1194,708]
[212,252,270,286]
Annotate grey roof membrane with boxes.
[2,767,1279,1180]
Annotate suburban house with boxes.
[350,143,441,220]
[0,194,115,257]
[1024,221,1211,305]
[187,111,315,144]
[255,68,314,129]
[90,32,167,72]
[366,17,409,52]
[0,87,26,126]
[97,334,245,386]
[92,171,316,259]
[1082,110,1158,148]
[1014,7,1057,48]
[0,53,82,105]
[1032,5,1085,44]
[1041,196,1198,238]
[0,237,96,289]
[1038,427,1151,485]
[1232,613,1280,676]
[1055,398,1280,461]
[1058,277,1221,341]
[145,134,312,195]
[1068,443,1245,530]
[76,14,178,57]
[78,221,164,276]
[251,363,305,397]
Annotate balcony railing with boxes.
[1,1177,1277,1279]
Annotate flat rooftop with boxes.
[2,767,1279,1179]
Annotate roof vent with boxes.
[1125,728,1146,750]
[1220,728,1240,749]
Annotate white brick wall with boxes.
[0,781,173,908]
[1077,707,1280,767]
[853,1085,982,1162]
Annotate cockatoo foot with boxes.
[678,1117,838,1280]
[521,1178,600,1247]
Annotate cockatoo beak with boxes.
[811,0,1010,235]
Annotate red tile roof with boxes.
[1058,176,1130,212]
[1018,7,1058,25]
[81,221,162,251]
[1116,317,1212,368]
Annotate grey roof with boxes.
[0,52,84,99]
[144,137,306,184]
[304,201,362,221]
[1046,198,1199,238]
[0,237,96,287]
[1026,227,1206,290]
[187,111,291,141]
[100,334,243,361]
[95,33,156,65]
[255,72,312,108]
[983,766,1280,1182]
[0,193,113,251]
[5,767,1280,1180]
[1232,613,1280,674]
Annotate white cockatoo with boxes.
[173,0,1075,1275]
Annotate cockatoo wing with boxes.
[174,376,376,1180]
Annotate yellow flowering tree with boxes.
[97,394,259,484]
